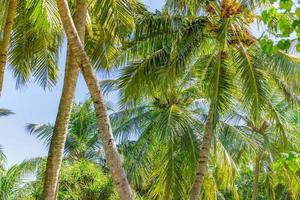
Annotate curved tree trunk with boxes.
[54,0,133,199]
[0,0,17,95]
[41,1,87,199]
[252,155,260,200]
[190,108,214,200]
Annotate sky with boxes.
[0,0,164,167]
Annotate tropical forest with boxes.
[0,0,300,199]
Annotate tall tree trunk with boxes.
[0,0,17,95]
[55,0,133,199]
[252,155,260,200]
[190,108,214,200]
[41,1,87,199]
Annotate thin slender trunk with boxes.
[252,155,260,200]
[0,0,17,95]
[41,1,86,199]
[190,108,214,200]
[55,0,133,199]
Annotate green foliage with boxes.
[260,1,300,53]
[111,85,202,199]
[278,18,293,37]
[0,158,41,200]
[279,0,293,11]
[274,152,300,172]
[1,0,300,199]
[58,160,115,200]
[259,37,275,55]
[277,39,291,50]
[235,168,266,200]
[27,100,103,163]
[7,0,63,89]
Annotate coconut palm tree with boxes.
[103,77,252,199]
[0,0,63,91]
[0,158,41,200]
[43,0,146,198]
[1,3,62,196]
[41,1,88,197]
[111,92,299,199]
[220,97,300,200]
[0,0,142,198]
[112,84,203,199]
[26,100,103,163]
[116,0,300,198]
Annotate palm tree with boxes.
[103,90,299,199]
[105,78,252,199]
[1,0,140,198]
[1,3,63,190]
[41,1,88,197]
[115,0,300,198]
[105,81,202,199]
[0,0,63,91]
[0,158,41,200]
[221,97,300,200]
[26,100,103,163]
[43,0,144,198]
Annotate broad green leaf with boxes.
[279,0,293,11]
[277,39,291,50]
[292,20,300,28]
[278,18,293,36]
[260,38,274,55]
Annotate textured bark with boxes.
[252,156,260,200]
[54,0,134,199]
[41,1,87,200]
[190,109,214,200]
[0,0,17,95]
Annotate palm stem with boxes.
[41,1,86,199]
[252,155,260,200]
[55,0,133,199]
[190,108,214,200]
[0,0,17,95]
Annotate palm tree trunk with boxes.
[0,0,17,95]
[55,0,133,199]
[190,108,214,200]
[252,155,260,200]
[41,1,87,200]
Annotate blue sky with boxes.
[0,0,163,167]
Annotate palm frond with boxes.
[234,45,269,119]
[209,52,234,115]
[25,123,54,148]
[8,0,63,89]
[0,109,14,117]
